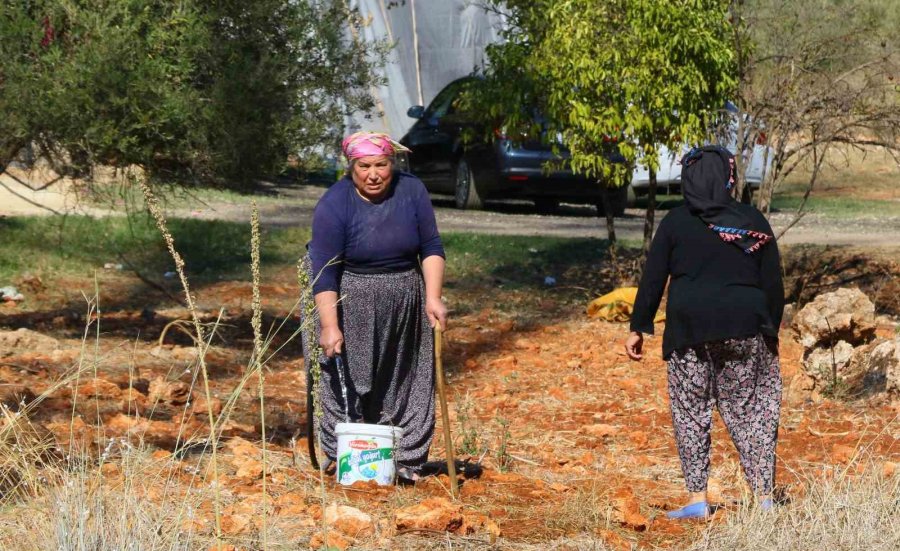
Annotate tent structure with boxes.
[348,0,502,139]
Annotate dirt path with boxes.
[3,174,900,247]
[180,185,900,248]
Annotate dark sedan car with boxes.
[399,78,627,215]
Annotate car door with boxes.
[401,80,467,190]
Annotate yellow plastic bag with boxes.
[586,287,665,323]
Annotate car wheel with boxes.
[533,198,560,214]
[454,158,483,210]
[596,186,627,217]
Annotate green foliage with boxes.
[769,195,897,219]
[473,0,737,186]
[0,216,619,293]
[198,0,388,185]
[0,1,209,177]
[0,215,310,285]
[494,416,512,473]
[455,392,482,456]
[0,1,386,187]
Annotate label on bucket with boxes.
[337,440,394,485]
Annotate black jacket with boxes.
[630,205,784,359]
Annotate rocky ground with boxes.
[0,269,897,549]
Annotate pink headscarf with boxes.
[341,131,411,160]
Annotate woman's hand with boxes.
[314,291,342,357]
[426,296,448,331]
[422,256,447,330]
[625,331,644,361]
[319,325,344,358]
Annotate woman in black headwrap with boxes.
[625,145,784,519]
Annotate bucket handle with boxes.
[334,355,401,448]
[334,353,351,424]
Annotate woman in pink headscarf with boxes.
[301,132,447,483]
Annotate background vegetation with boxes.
[0,0,387,187]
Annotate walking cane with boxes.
[434,322,459,498]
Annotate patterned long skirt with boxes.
[300,260,435,469]
[667,334,782,495]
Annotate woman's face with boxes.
[351,155,393,201]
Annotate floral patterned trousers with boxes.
[667,334,782,495]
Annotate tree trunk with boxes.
[600,183,617,245]
[755,137,775,214]
[732,112,747,201]
[776,141,827,240]
[641,167,658,262]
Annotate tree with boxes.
[0,1,386,187]
[198,0,390,186]
[471,0,736,256]
[0,1,209,179]
[533,0,736,257]
[727,0,900,230]
[464,1,629,240]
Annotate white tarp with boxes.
[348,0,502,138]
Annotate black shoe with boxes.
[396,465,420,485]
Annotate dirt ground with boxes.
[0,263,897,549]
[1,163,899,548]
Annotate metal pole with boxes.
[410,0,424,106]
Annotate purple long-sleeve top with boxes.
[308,172,445,294]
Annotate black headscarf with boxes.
[680,145,772,253]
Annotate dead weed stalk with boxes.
[250,201,269,548]
[139,180,223,544]
[296,254,332,547]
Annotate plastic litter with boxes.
[586,287,666,323]
[543,276,557,286]
[163,271,177,279]
[0,286,25,302]
[103,263,124,270]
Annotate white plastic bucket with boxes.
[335,422,403,486]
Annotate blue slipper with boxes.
[666,501,710,519]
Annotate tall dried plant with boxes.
[296,255,333,545]
[249,201,269,547]
[138,180,223,545]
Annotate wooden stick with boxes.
[434,323,459,498]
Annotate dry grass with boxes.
[0,355,897,550]
[0,182,320,550]
[0,436,330,550]
[0,406,58,503]
[2,432,896,550]
[693,465,900,551]
[0,448,209,551]
[778,145,900,200]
